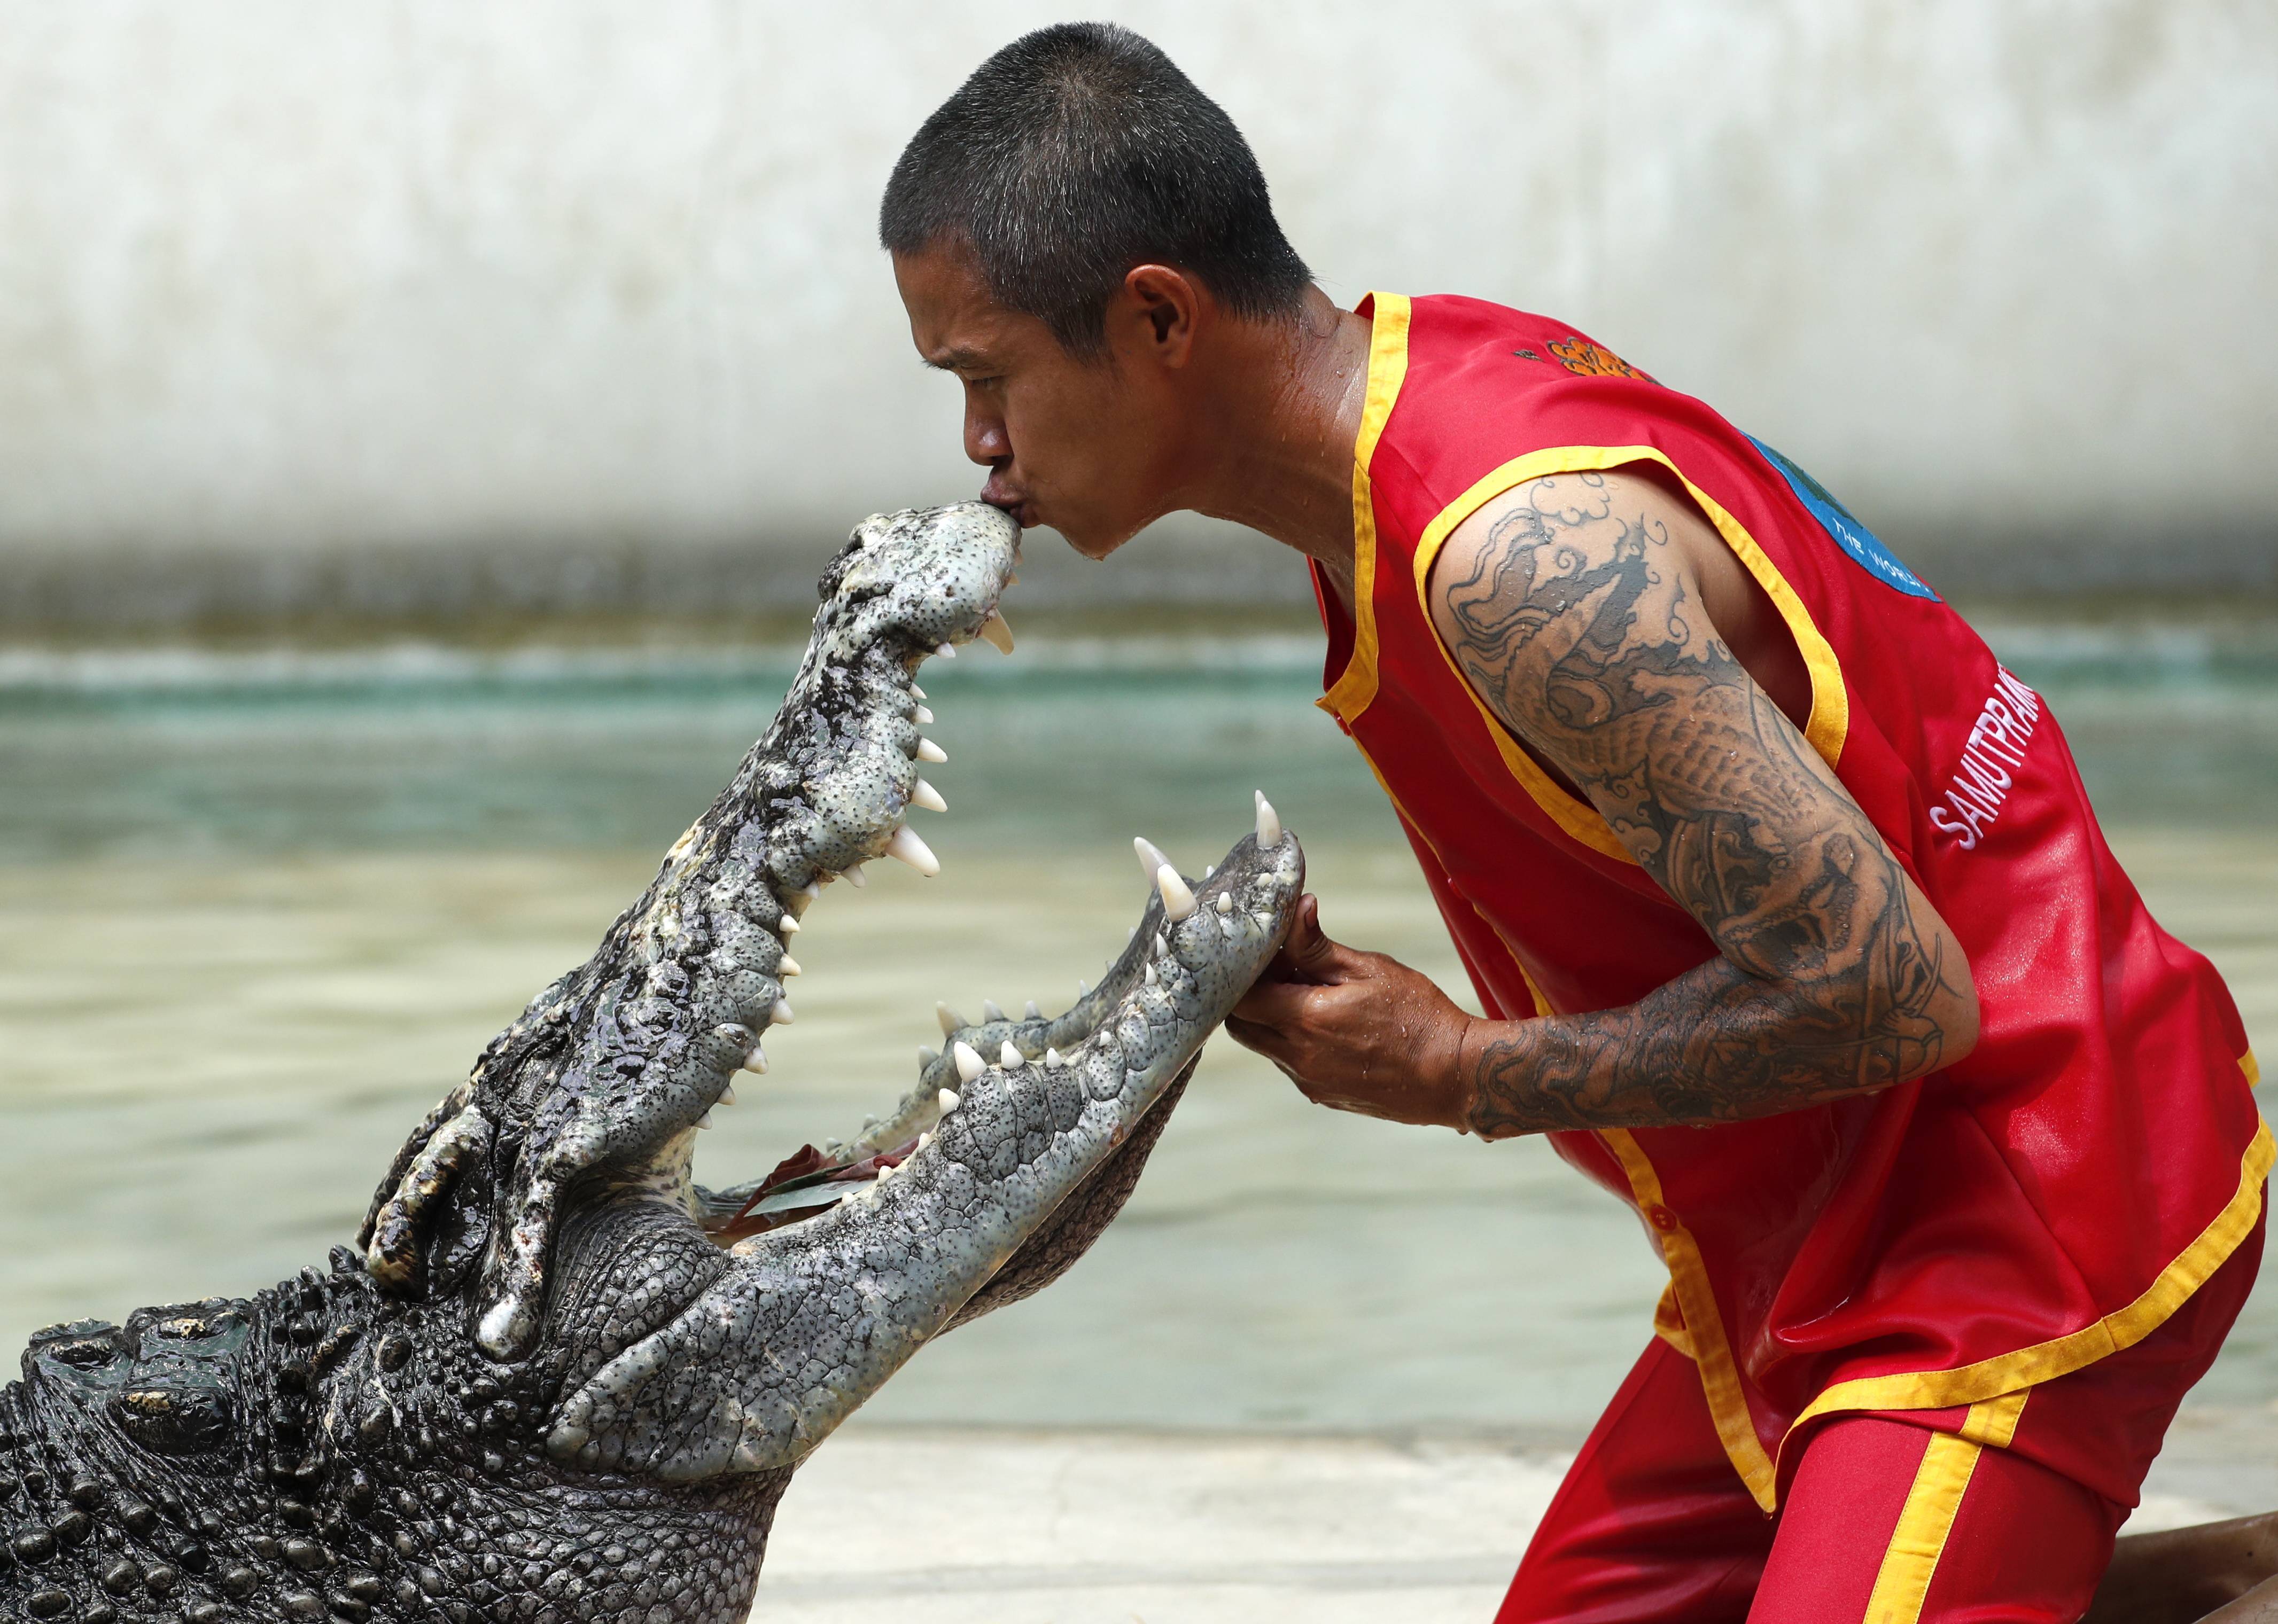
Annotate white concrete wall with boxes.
[1,0,2273,611]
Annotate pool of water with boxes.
[0,618,2272,1436]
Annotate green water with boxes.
[1,620,2273,1436]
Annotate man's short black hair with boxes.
[881,23,1312,357]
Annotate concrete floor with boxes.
[750,1412,2278,1622]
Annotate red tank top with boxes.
[1312,293,2267,1509]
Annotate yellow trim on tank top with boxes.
[1402,444,1853,866]
[1777,1106,2271,1478]
[1316,292,1411,725]
[1489,927,1778,1511]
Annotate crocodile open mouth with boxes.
[692,794,1300,1245]
[364,501,1312,1421]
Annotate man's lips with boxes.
[979,475,1034,529]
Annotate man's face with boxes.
[893,242,1180,559]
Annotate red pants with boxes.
[1499,1209,2264,1623]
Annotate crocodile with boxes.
[0,501,1305,1622]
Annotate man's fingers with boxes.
[1231,974,1320,1027]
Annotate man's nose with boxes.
[963,399,1009,468]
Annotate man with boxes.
[881,23,2273,1622]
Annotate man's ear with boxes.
[1117,264,1201,368]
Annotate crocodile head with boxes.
[1,502,1304,1623]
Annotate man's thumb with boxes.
[1278,894,1341,974]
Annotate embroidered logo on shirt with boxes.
[1746,435,1940,602]
[1928,668,2041,850]
[1510,339,1656,381]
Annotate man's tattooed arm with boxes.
[1425,471,1978,1138]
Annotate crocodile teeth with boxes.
[844,862,867,888]
[1255,790,1282,847]
[952,1042,985,1083]
[1144,963,1157,987]
[909,682,927,700]
[913,705,935,725]
[776,955,802,977]
[769,1001,795,1026]
[1216,892,1234,914]
[742,1046,768,1074]
[999,1040,1024,1069]
[696,1110,714,1130]
[886,825,940,877]
[1133,836,1173,886]
[982,998,1007,1022]
[935,643,955,659]
[1076,979,1089,998]
[938,1088,961,1113]
[937,1002,964,1036]
[977,610,1015,654]
[1044,1047,1063,1067]
[1155,864,1199,922]
[918,1044,939,1068]
[910,778,947,814]
[1024,999,1043,1020]
[778,915,800,935]
[916,738,948,764]
[719,1083,736,1105]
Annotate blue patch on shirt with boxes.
[1745,435,1938,602]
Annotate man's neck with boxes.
[1181,287,1374,581]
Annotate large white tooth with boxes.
[720,1083,736,1105]
[935,642,956,659]
[917,1130,932,1152]
[953,1041,985,1083]
[770,1000,795,1025]
[977,611,1015,654]
[913,705,935,725]
[1144,963,1157,987]
[777,955,802,977]
[937,1088,961,1113]
[910,682,927,700]
[1254,790,1282,847]
[1216,892,1234,915]
[844,862,867,888]
[910,778,948,814]
[1204,863,1216,878]
[778,915,800,935]
[1076,979,1090,998]
[1024,999,1043,1020]
[742,1045,768,1074]
[1133,836,1172,886]
[886,825,940,877]
[918,1044,939,1068]
[1155,863,1199,922]
[937,1001,965,1035]
[697,1109,714,1129]
[999,1040,1024,1069]
[1045,1047,1063,1067]
[916,738,948,764]
[982,998,1007,1023]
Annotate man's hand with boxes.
[1226,894,1477,1130]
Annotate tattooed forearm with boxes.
[1428,473,1973,1138]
